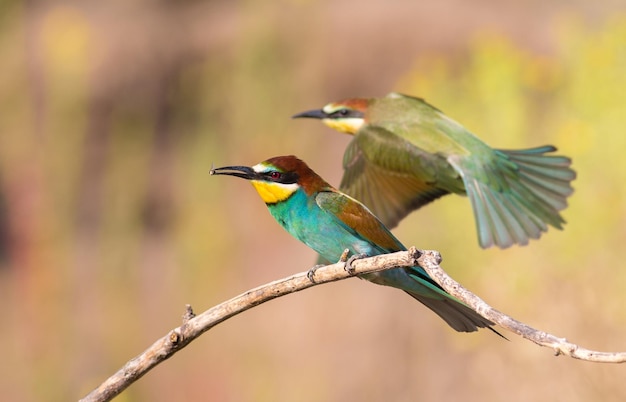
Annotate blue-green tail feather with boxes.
[461,146,575,248]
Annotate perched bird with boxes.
[293,93,576,249]
[211,155,496,333]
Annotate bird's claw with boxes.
[307,264,325,283]
[344,253,367,275]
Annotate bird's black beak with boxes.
[291,109,328,120]
[210,165,257,180]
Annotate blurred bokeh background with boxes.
[2,0,626,401]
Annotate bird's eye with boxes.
[269,171,282,180]
[330,109,350,118]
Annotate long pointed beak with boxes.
[291,109,328,120]
[210,165,257,180]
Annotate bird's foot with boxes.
[344,253,367,275]
[307,265,325,283]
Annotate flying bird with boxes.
[293,93,576,249]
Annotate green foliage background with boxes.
[1,2,625,401]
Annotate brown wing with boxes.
[339,126,450,229]
[315,190,405,252]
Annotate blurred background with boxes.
[1,0,626,401]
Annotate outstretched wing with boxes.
[339,125,451,229]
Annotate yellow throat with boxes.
[322,118,363,134]
[251,180,298,204]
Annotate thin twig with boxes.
[79,247,626,402]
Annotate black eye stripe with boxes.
[330,109,349,118]
[264,171,298,184]
[328,109,364,119]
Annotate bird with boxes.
[292,92,576,249]
[211,155,497,334]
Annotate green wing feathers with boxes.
[457,145,575,249]
[340,127,450,229]
[339,160,449,229]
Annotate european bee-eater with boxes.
[293,93,576,249]
[211,155,495,333]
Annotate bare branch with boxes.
[80,247,626,401]
[79,250,415,402]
